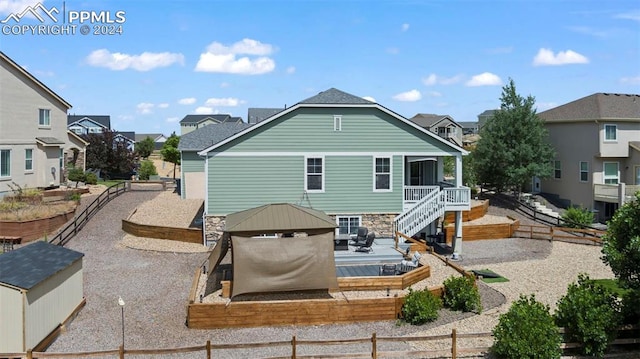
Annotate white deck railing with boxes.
[395,188,444,238]
[404,186,440,202]
[442,187,471,211]
[594,184,640,203]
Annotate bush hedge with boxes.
[561,206,594,229]
[402,288,441,325]
[442,275,482,313]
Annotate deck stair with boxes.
[394,188,445,238]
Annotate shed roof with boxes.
[224,203,337,233]
[0,241,84,290]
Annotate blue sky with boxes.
[1,0,639,136]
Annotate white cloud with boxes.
[422,73,464,86]
[166,117,179,123]
[0,0,39,15]
[392,89,421,102]
[178,97,196,105]
[204,97,242,107]
[286,66,296,74]
[85,49,185,71]
[362,96,376,102]
[136,102,154,114]
[194,38,276,75]
[158,103,169,109]
[465,72,502,87]
[532,48,589,66]
[614,10,640,22]
[620,76,640,85]
[401,23,410,32]
[194,106,214,114]
[425,91,442,97]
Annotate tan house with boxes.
[538,93,640,221]
[409,114,463,147]
[0,51,86,196]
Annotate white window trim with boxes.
[554,160,561,179]
[333,115,342,131]
[604,124,617,142]
[336,215,362,236]
[579,161,588,183]
[304,156,325,193]
[25,148,34,172]
[0,149,11,178]
[373,156,393,192]
[39,108,51,127]
[603,161,619,184]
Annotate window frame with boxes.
[0,149,11,178]
[579,161,588,183]
[25,148,33,172]
[603,162,619,185]
[336,215,362,236]
[604,124,617,142]
[304,156,324,193]
[38,108,51,127]
[554,160,561,179]
[373,156,392,192]
[333,115,342,131]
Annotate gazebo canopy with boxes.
[224,203,337,235]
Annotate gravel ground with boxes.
[44,190,618,358]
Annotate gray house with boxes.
[0,52,86,195]
[538,93,640,221]
[180,114,243,135]
[409,114,463,147]
[67,115,110,135]
[196,88,471,253]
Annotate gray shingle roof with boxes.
[178,122,253,151]
[67,115,111,129]
[410,114,448,127]
[115,131,136,141]
[247,108,284,124]
[299,88,374,104]
[35,137,65,145]
[0,241,84,290]
[179,114,243,125]
[539,93,640,122]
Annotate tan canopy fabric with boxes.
[207,233,230,276]
[231,232,338,297]
[224,203,337,235]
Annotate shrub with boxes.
[555,274,622,357]
[84,172,98,185]
[442,275,481,313]
[67,167,86,187]
[67,192,81,203]
[138,160,158,180]
[561,206,594,228]
[402,288,441,325]
[492,294,561,359]
[621,289,640,325]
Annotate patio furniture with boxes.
[334,234,350,251]
[1,236,21,252]
[379,263,397,276]
[397,251,421,273]
[354,232,375,253]
[349,227,368,246]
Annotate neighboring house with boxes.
[196,88,471,253]
[477,109,498,131]
[409,114,463,146]
[538,93,640,222]
[67,115,110,135]
[0,51,86,196]
[113,131,136,152]
[247,107,285,124]
[180,114,244,135]
[458,121,479,135]
[135,133,167,150]
[178,122,252,199]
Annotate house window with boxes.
[337,215,361,235]
[305,157,323,192]
[604,124,617,141]
[39,109,51,126]
[374,157,392,191]
[579,161,588,182]
[25,149,33,171]
[603,162,619,184]
[334,115,342,131]
[554,160,561,179]
[0,150,10,177]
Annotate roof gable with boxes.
[67,115,111,129]
[248,108,284,124]
[299,88,374,104]
[539,93,640,122]
[180,114,243,125]
[410,114,461,128]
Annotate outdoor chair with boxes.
[379,263,397,276]
[354,232,375,253]
[349,227,368,246]
[397,251,421,273]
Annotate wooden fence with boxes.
[121,208,202,244]
[7,326,639,359]
[515,224,605,245]
[48,182,127,246]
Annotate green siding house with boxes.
[196,89,470,253]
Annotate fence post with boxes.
[119,344,124,359]
[291,335,296,359]
[26,349,32,359]
[372,332,377,359]
[451,328,457,359]
[206,340,211,359]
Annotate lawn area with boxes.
[98,179,125,188]
[592,278,629,297]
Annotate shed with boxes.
[0,241,85,353]
[207,203,339,297]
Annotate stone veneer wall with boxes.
[204,213,399,244]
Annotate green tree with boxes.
[473,78,555,193]
[67,166,85,188]
[161,132,180,179]
[84,129,136,178]
[135,136,155,159]
[602,192,640,290]
[138,159,158,180]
